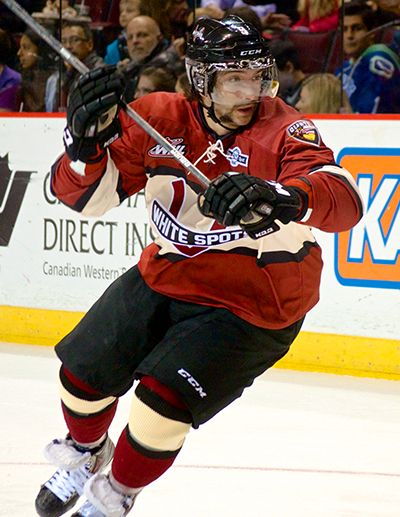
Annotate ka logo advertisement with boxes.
[335,147,400,290]
[0,154,35,247]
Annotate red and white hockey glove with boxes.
[63,65,125,163]
[198,172,307,239]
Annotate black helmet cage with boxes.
[185,15,279,99]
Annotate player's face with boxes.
[17,35,38,70]
[343,15,372,58]
[206,69,263,132]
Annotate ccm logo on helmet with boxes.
[240,49,262,56]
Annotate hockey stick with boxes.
[0,0,211,187]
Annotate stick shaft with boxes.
[124,105,210,186]
[0,0,210,187]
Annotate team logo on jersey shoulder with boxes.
[369,55,395,79]
[226,146,249,168]
[148,137,187,158]
[286,120,321,147]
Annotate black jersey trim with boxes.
[154,245,256,262]
[316,170,364,221]
[155,240,319,267]
[256,240,318,267]
[308,162,337,173]
[117,174,129,203]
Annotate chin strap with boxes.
[203,100,260,134]
[203,102,237,133]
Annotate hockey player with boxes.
[35,15,364,517]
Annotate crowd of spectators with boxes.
[0,0,399,114]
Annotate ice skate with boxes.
[71,473,138,517]
[35,434,115,517]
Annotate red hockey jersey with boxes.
[51,92,363,329]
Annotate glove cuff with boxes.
[64,118,122,164]
[290,187,308,222]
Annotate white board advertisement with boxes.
[0,115,150,312]
[0,114,399,341]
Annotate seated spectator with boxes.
[295,73,353,113]
[16,29,56,112]
[134,66,177,99]
[104,0,143,66]
[268,39,307,107]
[335,1,400,113]
[46,21,105,112]
[120,15,184,102]
[0,28,20,112]
[292,0,339,32]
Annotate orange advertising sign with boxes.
[336,148,400,289]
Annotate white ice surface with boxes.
[1,342,400,517]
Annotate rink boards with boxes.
[0,113,399,380]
